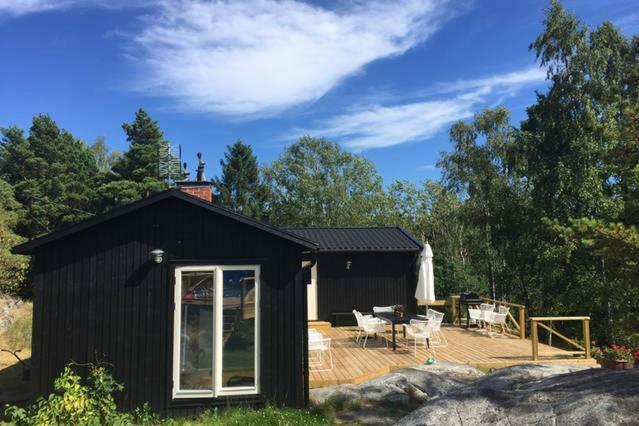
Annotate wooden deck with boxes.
[309,325,598,388]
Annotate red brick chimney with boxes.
[176,152,212,202]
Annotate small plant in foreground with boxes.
[4,362,158,425]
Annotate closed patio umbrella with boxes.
[415,243,436,303]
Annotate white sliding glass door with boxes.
[173,265,260,399]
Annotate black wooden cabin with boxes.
[12,189,318,417]
[286,228,422,325]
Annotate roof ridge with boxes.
[176,190,318,246]
[284,226,422,252]
[283,226,400,230]
[13,189,317,254]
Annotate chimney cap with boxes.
[196,152,206,182]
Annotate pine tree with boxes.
[0,115,99,238]
[213,140,267,218]
[98,109,170,208]
[114,109,165,182]
[0,178,28,296]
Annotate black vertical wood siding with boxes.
[29,197,308,416]
[316,252,419,324]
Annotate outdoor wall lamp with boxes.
[346,260,352,270]
[150,249,165,264]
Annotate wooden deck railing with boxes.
[442,296,526,339]
[422,296,592,363]
[530,316,591,361]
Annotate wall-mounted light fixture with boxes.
[346,260,352,270]
[150,249,165,264]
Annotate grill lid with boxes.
[460,292,482,304]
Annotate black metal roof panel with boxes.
[284,227,422,253]
[12,189,318,254]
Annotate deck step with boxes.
[308,321,332,330]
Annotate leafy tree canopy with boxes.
[264,136,386,227]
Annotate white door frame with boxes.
[304,261,318,321]
[172,265,260,399]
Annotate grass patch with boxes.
[2,306,32,350]
[0,301,32,399]
[172,405,332,426]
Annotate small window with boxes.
[173,266,260,399]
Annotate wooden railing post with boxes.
[449,295,458,326]
[583,318,591,359]
[531,319,539,361]
[519,307,526,339]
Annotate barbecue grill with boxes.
[459,292,483,328]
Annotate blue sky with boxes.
[0,0,636,185]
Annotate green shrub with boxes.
[4,362,159,426]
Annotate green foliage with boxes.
[98,109,171,209]
[0,115,99,238]
[4,363,159,426]
[213,140,268,218]
[176,405,331,426]
[115,108,166,182]
[91,136,121,175]
[430,1,639,343]
[0,179,28,296]
[379,180,486,297]
[264,136,386,226]
[593,343,634,362]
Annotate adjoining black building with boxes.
[286,228,423,326]
[13,184,423,416]
[13,188,317,417]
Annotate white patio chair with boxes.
[426,309,448,347]
[308,328,322,341]
[308,335,333,371]
[372,306,393,332]
[403,319,435,355]
[479,303,495,328]
[485,310,508,336]
[497,306,512,333]
[352,310,385,343]
[468,308,482,328]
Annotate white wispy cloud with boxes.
[435,65,546,94]
[309,96,477,151]
[126,0,456,117]
[301,66,546,151]
[0,0,148,16]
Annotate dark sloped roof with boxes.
[12,189,318,254]
[284,227,422,253]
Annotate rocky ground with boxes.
[310,362,639,425]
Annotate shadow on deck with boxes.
[308,325,598,388]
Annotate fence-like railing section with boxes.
[444,296,527,339]
[530,316,591,360]
[424,297,591,362]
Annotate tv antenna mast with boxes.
[158,142,182,187]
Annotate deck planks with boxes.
[309,326,598,388]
